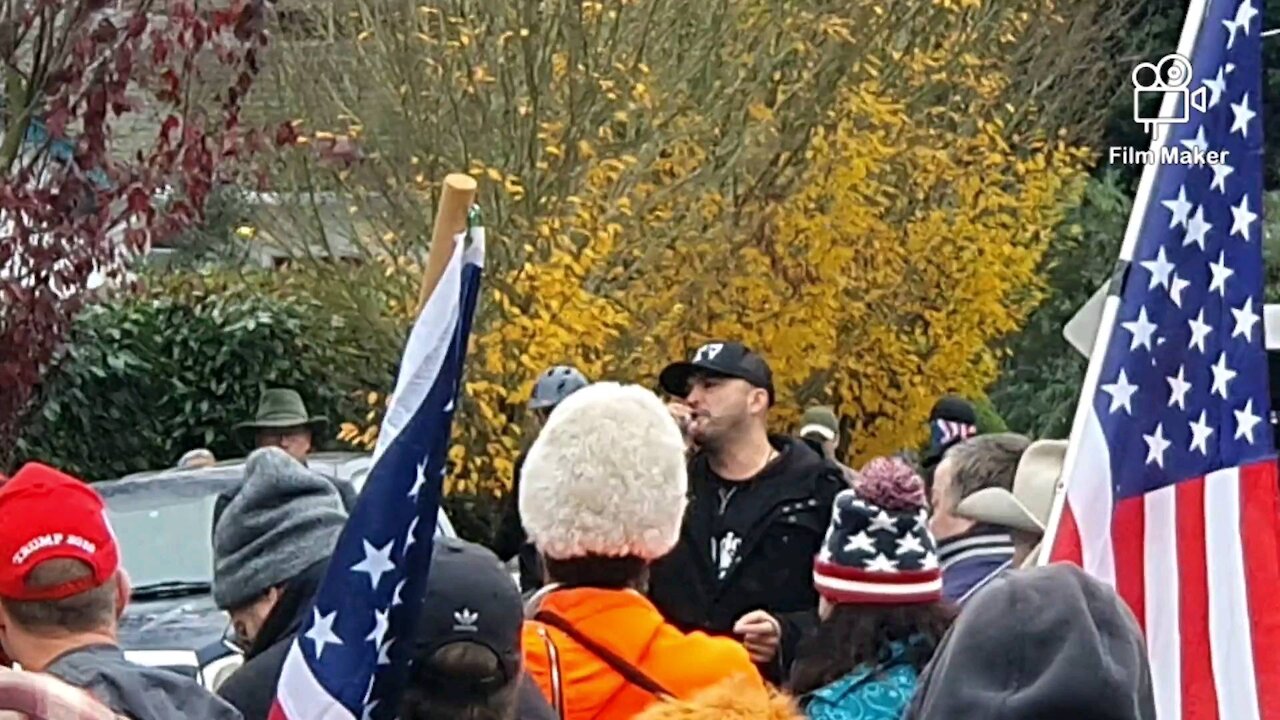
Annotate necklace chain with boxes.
[757,445,777,474]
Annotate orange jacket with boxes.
[523,587,764,720]
[633,674,804,720]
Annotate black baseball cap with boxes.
[929,395,978,425]
[922,395,980,470]
[414,538,522,689]
[659,341,775,405]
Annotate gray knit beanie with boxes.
[212,447,348,610]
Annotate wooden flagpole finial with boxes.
[417,173,478,312]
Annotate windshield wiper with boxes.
[131,581,212,601]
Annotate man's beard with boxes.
[692,414,738,455]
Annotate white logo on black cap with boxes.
[453,608,480,632]
[694,343,724,363]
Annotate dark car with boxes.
[101,451,457,689]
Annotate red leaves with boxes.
[85,85,107,121]
[155,69,181,104]
[274,122,300,148]
[190,19,208,50]
[0,0,275,451]
[89,18,118,45]
[167,200,193,224]
[80,84,109,165]
[234,70,253,100]
[151,33,171,65]
[113,45,134,86]
[126,14,148,40]
[123,227,149,251]
[232,2,266,42]
[43,68,74,95]
[44,104,70,138]
[0,206,106,450]
[126,187,152,216]
[159,115,181,147]
[329,137,359,162]
[168,0,197,22]
[226,68,256,109]
[314,135,361,167]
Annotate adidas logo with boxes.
[452,608,480,632]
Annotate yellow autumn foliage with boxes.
[692,86,1088,459]
[268,0,1121,494]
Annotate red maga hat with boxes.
[0,463,119,601]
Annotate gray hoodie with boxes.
[47,644,242,720]
[905,564,1156,720]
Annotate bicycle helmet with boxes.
[528,365,589,410]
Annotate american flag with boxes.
[267,223,485,720]
[1044,2,1280,719]
[932,419,976,447]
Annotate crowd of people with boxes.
[0,340,1156,720]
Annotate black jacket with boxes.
[217,560,327,720]
[647,435,844,685]
[492,450,544,593]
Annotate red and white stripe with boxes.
[936,419,976,444]
[812,562,942,605]
[270,645,355,720]
[1050,408,1280,720]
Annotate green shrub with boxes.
[992,179,1280,440]
[13,279,394,480]
[973,397,1009,435]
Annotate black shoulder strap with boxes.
[534,610,674,700]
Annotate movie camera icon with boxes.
[1133,53,1208,135]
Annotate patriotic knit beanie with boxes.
[814,456,942,604]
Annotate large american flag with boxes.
[1045,2,1280,719]
[267,224,485,720]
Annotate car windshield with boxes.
[105,492,217,589]
[99,460,456,590]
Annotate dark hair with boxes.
[543,555,648,590]
[400,643,519,720]
[1,559,118,634]
[789,603,955,696]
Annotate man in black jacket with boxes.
[648,342,845,684]
[211,447,348,720]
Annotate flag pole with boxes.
[417,173,478,312]
[1036,0,1212,565]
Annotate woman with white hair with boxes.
[518,382,764,719]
